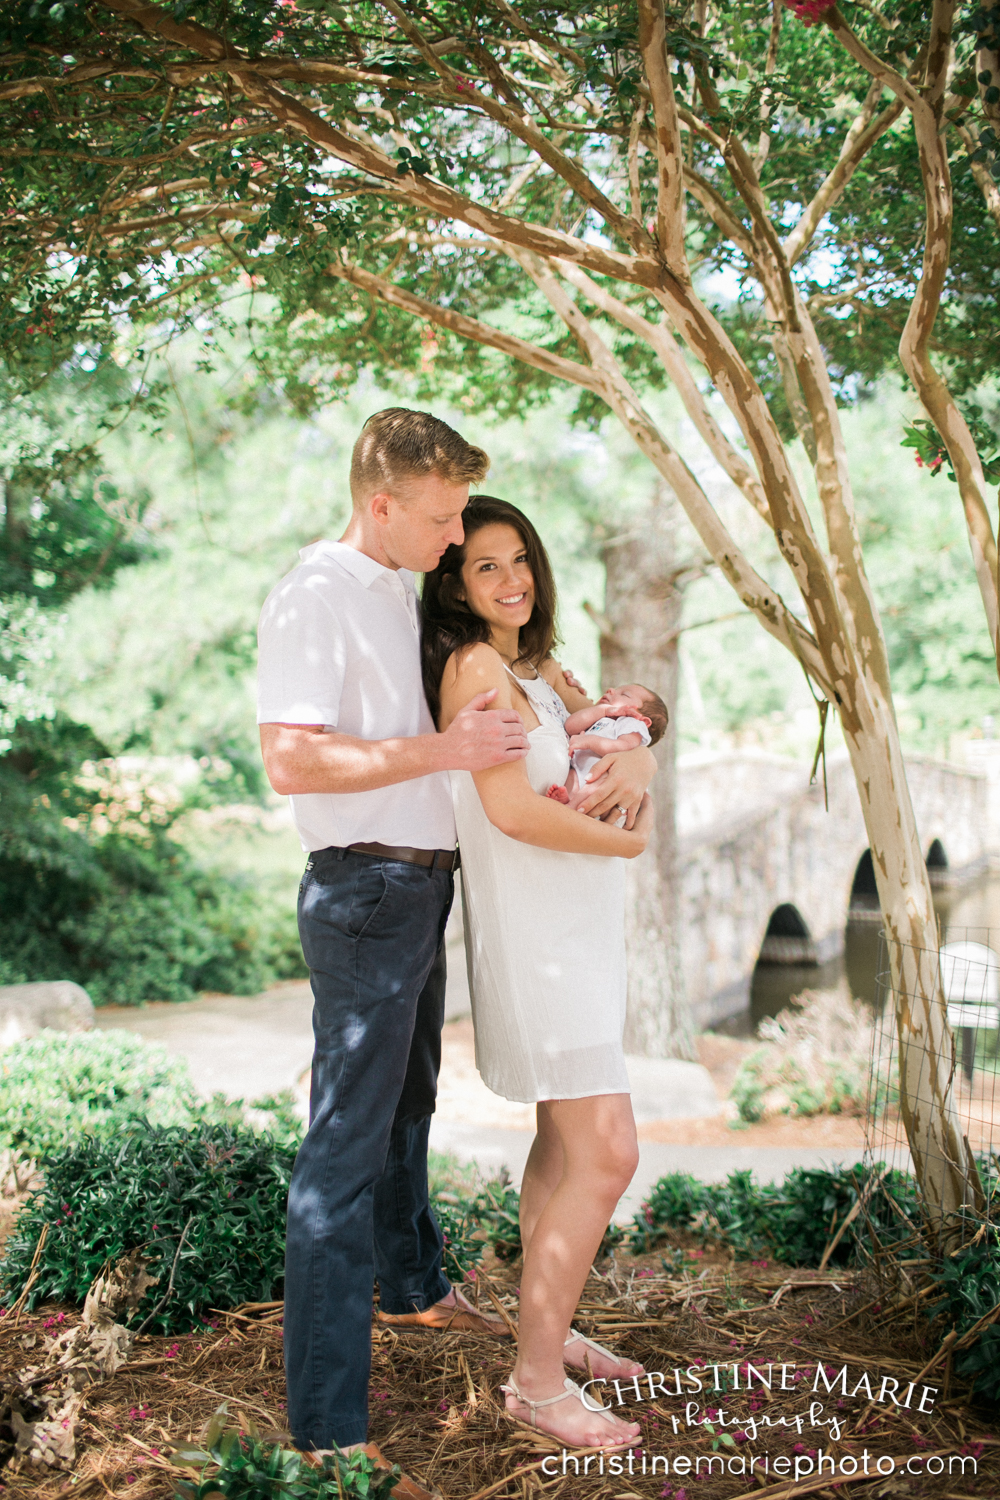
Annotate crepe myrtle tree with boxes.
[3,0,1000,1230]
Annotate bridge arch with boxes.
[927,838,949,888]
[757,903,818,966]
[849,849,880,917]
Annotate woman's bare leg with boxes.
[504,1093,642,1448]
[518,1103,563,1252]
[517,1101,642,1382]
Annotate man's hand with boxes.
[562,666,588,695]
[438,690,528,772]
[577,745,657,827]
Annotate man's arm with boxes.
[260,690,528,796]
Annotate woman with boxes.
[422,496,656,1450]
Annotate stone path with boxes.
[95,967,907,1223]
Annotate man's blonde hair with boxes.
[350,408,489,508]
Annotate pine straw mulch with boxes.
[2,1238,999,1500]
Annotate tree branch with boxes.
[505,246,831,691]
[637,0,686,273]
[784,79,904,266]
[752,0,783,175]
[826,0,1000,664]
[555,260,774,528]
[955,121,1000,233]
[682,165,758,266]
[326,257,605,396]
[378,0,652,257]
[95,0,659,285]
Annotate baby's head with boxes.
[598,683,669,745]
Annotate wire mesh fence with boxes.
[860,926,999,1259]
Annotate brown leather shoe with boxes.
[376,1301,511,1336]
[362,1442,443,1499]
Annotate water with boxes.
[732,871,1000,1036]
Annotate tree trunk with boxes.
[840,686,984,1239]
[597,480,694,1061]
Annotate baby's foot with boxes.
[546,784,570,803]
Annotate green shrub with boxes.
[0,1122,296,1331]
[174,1420,399,1500]
[926,1161,1000,1404]
[432,1174,522,1280]
[629,1163,921,1266]
[0,1030,306,1162]
[730,1050,767,1124]
[729,988,873,1123]
[0,1101,523,1332]
[0,715,306,1006]
[0,955,26,986]
[0,1029,199,1158]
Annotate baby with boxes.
[546,683,669,813]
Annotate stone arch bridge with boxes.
[678,750,992,1030]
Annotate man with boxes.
[257,409,528,1487]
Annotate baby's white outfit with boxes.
[571,714,652,782]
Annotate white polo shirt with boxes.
[257,539,456,853]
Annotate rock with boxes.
[0,982,94,1049]
[625,1055,722,1122]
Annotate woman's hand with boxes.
[577,745,657,828]
[626,792,656,852]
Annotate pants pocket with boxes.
[346,861,388,939]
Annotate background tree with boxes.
[3,0,1000,1230]
[589,481,701,1060]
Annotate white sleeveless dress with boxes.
[450,668,630,1103]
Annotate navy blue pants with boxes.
[283,847,454,1450]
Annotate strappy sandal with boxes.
[500,1374,636,1450]
[564,1327,646,1375]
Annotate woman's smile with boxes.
[459,522,536,644]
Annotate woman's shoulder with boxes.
[441,641,510,700]
[537,655,563,687]
[439,642,514,725]
[447,640,507,679]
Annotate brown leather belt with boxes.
[348,841,460,872]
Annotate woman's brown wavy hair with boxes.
[420,495,558,726]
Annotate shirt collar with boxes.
[299,539,417,596]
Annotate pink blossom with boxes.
[783,0,835,24]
